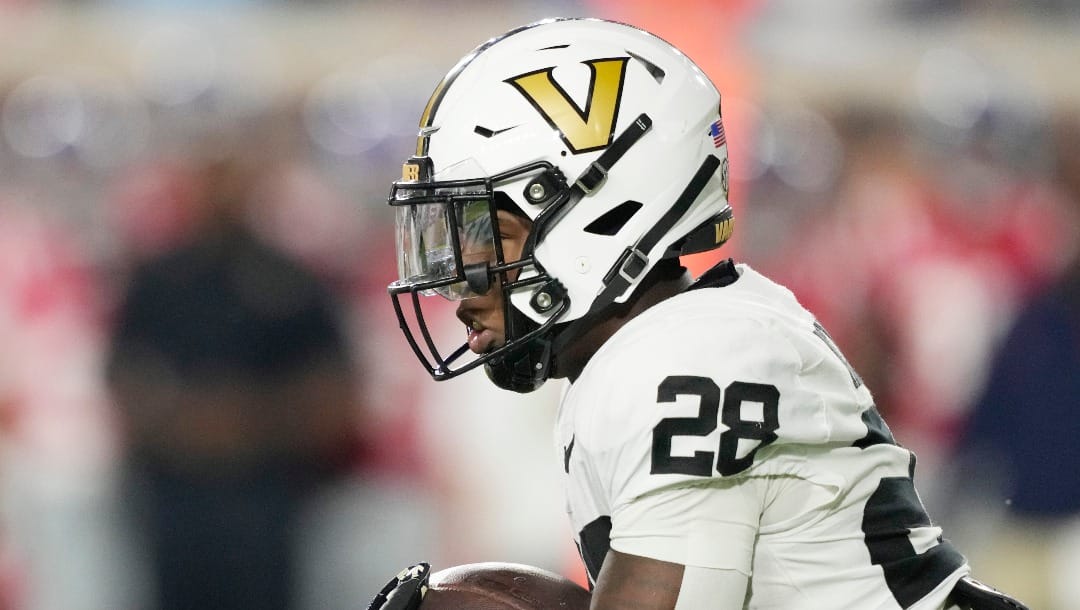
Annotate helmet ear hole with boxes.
[583,200,643,236]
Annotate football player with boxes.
[380,17,1027,610]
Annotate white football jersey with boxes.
[556,262,969,609]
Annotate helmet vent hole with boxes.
[627,50,665,84]
[538,44,570,51]
[584,200,643,236]
[474,125,517,138]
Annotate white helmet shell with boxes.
[415,17,730,325]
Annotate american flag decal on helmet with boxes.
[709,119,726,148]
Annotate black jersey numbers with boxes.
[651,376,779,477]
[720,381,781,475]
[651,376,719,476]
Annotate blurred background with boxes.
[1,1,1079,609]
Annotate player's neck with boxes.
[555,267,692,383]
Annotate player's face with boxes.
[456,210,532,354]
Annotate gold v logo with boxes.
[506,57,629,154]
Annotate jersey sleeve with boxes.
[610,476,763,574]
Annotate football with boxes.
[420,562,591,610]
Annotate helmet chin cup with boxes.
[484,310,554,393]
[480,277,563,392]
[483,343,553,393]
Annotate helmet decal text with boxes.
[505,57,629,154]
[714,215,734,245]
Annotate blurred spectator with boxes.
[943,114,1080,610]
[0,198,121,610]
[757,104,1071,471]
[104,153,433,610]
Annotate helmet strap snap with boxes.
[523,169,567,206]
[529,279,566,314]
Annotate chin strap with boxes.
[575,114,654,195]
[531,113,653,249]
[490,118,727,390]
[590,153,722,317]
[487,114,656,392]
[535,154,727,379]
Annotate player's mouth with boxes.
[460,316,499,354]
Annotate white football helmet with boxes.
[389,17,732,391]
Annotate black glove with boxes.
[365,562,430,610]
[948,576,1029,610]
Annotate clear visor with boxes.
[394,192,496,300]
